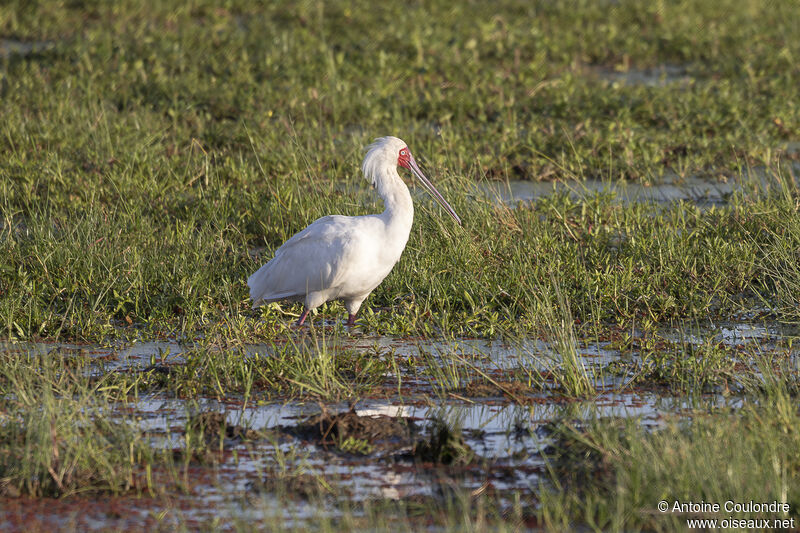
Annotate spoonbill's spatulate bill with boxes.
[248,136,461,326]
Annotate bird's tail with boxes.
[248,262,298,308]
[247,263,271,308]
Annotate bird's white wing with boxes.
[248,215,360,305]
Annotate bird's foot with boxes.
[295,309,310,327]
[346,314,357,328]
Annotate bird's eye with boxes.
[400,150,406,156]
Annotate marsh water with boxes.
[0,39,55,59]
[1,317,795,530]
[477,165,800,207]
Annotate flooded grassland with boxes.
[2,292,799,530]
[3,0,800,530]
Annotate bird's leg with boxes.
[346,313,357,327]
[295,309,310,327]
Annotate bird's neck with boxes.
[377,168,414,232]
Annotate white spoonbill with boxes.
[248,136,461,326]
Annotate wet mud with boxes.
[287,408,412,451]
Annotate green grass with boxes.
[0,350,158,497]
[3,169,800,340]
[0,0,799,340]
[539,386,800,531]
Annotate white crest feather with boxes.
[361,136,406,186]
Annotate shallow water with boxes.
[655,320,800,348]
[592,64,693,87]
[0,39,55,59]
[477,166,800,207]
[0,321,792,530]
[97,389,734,527]
[1,334,621,381]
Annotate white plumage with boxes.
[248,136,460,326]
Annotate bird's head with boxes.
[362,136,461,225]
[361,136,408,187]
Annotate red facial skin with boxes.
[397,147,412,169]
